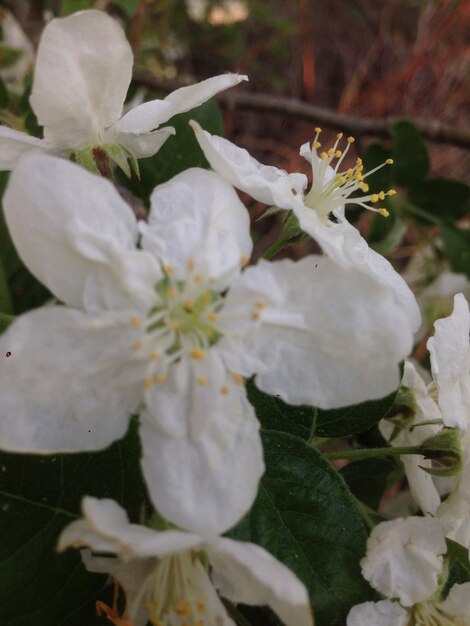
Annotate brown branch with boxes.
[132,69,470,150]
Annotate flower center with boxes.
[142,552,218,626]
[302,127,395,222]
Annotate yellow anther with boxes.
[337,175,347,185]
[187,257,195,271]
[197,376,208,386]
[155,374,167,384]
[335,150,342,158]
[144,377,154,390]
[386,158,394,165]
[132,341,143,351]
[327,148,335,155]
[314,126,322,133]
[255,300,266,309]
[175,601,191,616]
[233,373,245,384]
[320,151,328,160]
[312,141,321,149]
[356,174,364,182]
[150,351,160,361]
[240,255,250,267]
[251,311,261,321]
[207,313,218,323]
[359,183,369,192]
[347,168,354,177]
[347,136,355,143]
[163,264,174,275]
[220,385,229,395]
[169,320,180,331]
[378,208,390,217]
[378,191,386,200]
[387,189,397,196]
[197,602,206,612]
[194,273,204,283]
[190,348,206,360]
[130,315,141,328]
[184,298,194,311]
[371,194,379,203]
[337,132,343,139]
[195,620,204,626]
[166,287,176,298]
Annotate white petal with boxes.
[360,516,446,606]
[190,120,307,206]
[222,256,413,409]
[0,307,146,453]
[30,11,132,149]
[109,126,175,159]
[0,126,49,170]
[114,74,248,135]
[437,445,470,547]
[365,248,421,334]
[140,353,264,535]
[438,582,470,622]
[4,155,160,312]
[142,168,252,281]
[347,601,409,626]
[58,497,203,559]
[208,537,313,626]
[427,293,470,430]
[379,361,442,515]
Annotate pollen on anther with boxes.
[164,264,174,275]
[197,602,206,613]
[150,351,160,361]
[132,341,143,351]
[187,257,195,271]
[251,311,261,321]
[169,320,180,331]
[155,374,167,384]
[207,313,218,323]
[190,348,206,360]
[315,126,322,133]
[184,298,194,311]
[337,132,343,139]
[347,136,355,143]
[312,141,321,149]
[233,373,245,384]
[194,273,204,284]
[197,376,208,386]
[240,255,250,267]
[144,377,154,390]
[378,208,390,217]
[220,385,229,395]
[386,158,394,165]
[175,601,190,616]
[255,300,266,309]
[166,287,176,298]
[130,315,141,328]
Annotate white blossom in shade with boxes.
[0,10,247,169]
[1,154,415,533]
[379,360,443,516]
[0,10,34,93]
[360,517,447,607]
[347,600,409,626]
[190,120,420,333]
[436,582,470,624]
[427,293,470,431]
[58,497,313,626]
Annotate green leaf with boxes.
[440,222,470,279]
[112,0,140,13]
[0,422,148,626]
[247,380,398,439]
[409,178,470,220]
[444,539,470,594]
[0,256,12,314]
[0,76,9,109]
[314,388,398,438]
[121,100,223,200]
[60,0,94,15]
[391,120,429,186]
[229,430,373,626]
[363,142,392,194]
[340,458,399,510]
[0,312,13,332]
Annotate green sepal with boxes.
[420,428,463,476]
[263,211,304,259]
[71,146,100,175]
[103,143,140,179]
[0,312,13,333]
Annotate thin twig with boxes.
[132,69,470,149]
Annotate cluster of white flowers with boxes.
[7,7,470,626]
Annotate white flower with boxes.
[427,293,470,431]
[379,360,443,516]
[0,10,34,93]
[347,600,409,626]
[360,516,447,606]
[0,10,247,169]
[190,120,420,332]
[58,497,313,626]
[0,154,415,533]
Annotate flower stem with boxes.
[323,445,423,461]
